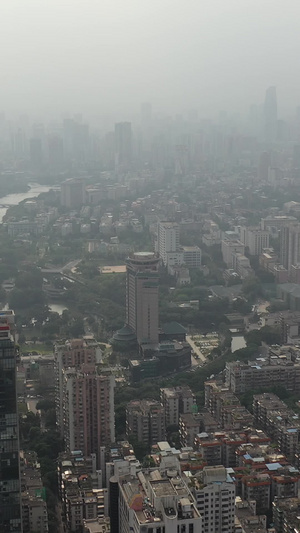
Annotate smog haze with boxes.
[1,0,300,119]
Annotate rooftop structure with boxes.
[225,356,300,394]
[118,468,202,533]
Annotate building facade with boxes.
[0,321,22,532]
[190,466,235,533]
[60,177,86,208]
[157,221,180,265]
[160,386,195,427]
[63,365,115,457]
[54,337,103,438]
[126,399,166,445]
[118,469,202,533]
[126,252,159,344]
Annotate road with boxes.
[62,259,81,273]
[41,259,81,275]
[186,335,206,364]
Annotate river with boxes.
[0,183,52,222]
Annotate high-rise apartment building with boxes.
[126,252,159,344]
[221,239,245,267]
[160,386,195,426]
[60,177,86,208]
[190,466,235,533]
[240,226,269,256]
[0,320,22,532]
[157,221,180,265]
[63,365,115,457]
[114,122,132,169]
[126,399,166,445]
[118,469,202,533]
[280,222,300,272]
[54,337,103,438]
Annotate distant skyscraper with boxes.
[126,252,159,344]
[114,122,132,169]
[293,144,300,169]
[280,222,300,271]
[264,86,277,142]
[0,320,22,532]
[48,135,64,170]
[29,138,43,169]
[140,102,152,125]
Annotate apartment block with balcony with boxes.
[253,393,300,465]
[187,466,235,533]
[118,468,202,533]
[58,450,108,533]
[126,399,166,445]
[272,497,300,533]
[225,356,300,395]
[54,336,103,438]
[62,365,115,460]
[160,386,195,427]
[20,451,48,533]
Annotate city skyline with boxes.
[1,1,300,118]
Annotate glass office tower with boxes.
[0,321,22,532]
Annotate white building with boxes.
[261,215,297,231]
[182,246,202,268]
[240,227,269,256]
[160,387,195,427]
[188,466,235,533]
[232,253,252,279]
[157,221,180,265]
[221,239,245,268]
[118,469,202,533]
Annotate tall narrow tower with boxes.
[0,320,22,532]
[114,122,132,169]
[126,252,159,344]
[264,86,277,142]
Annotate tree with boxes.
[242,276,263,302]
[128,436,150,461]
[245,326,281,347]
[36,399,55,411]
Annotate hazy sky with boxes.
[1,0,300,119]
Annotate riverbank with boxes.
[0,183,52,222]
